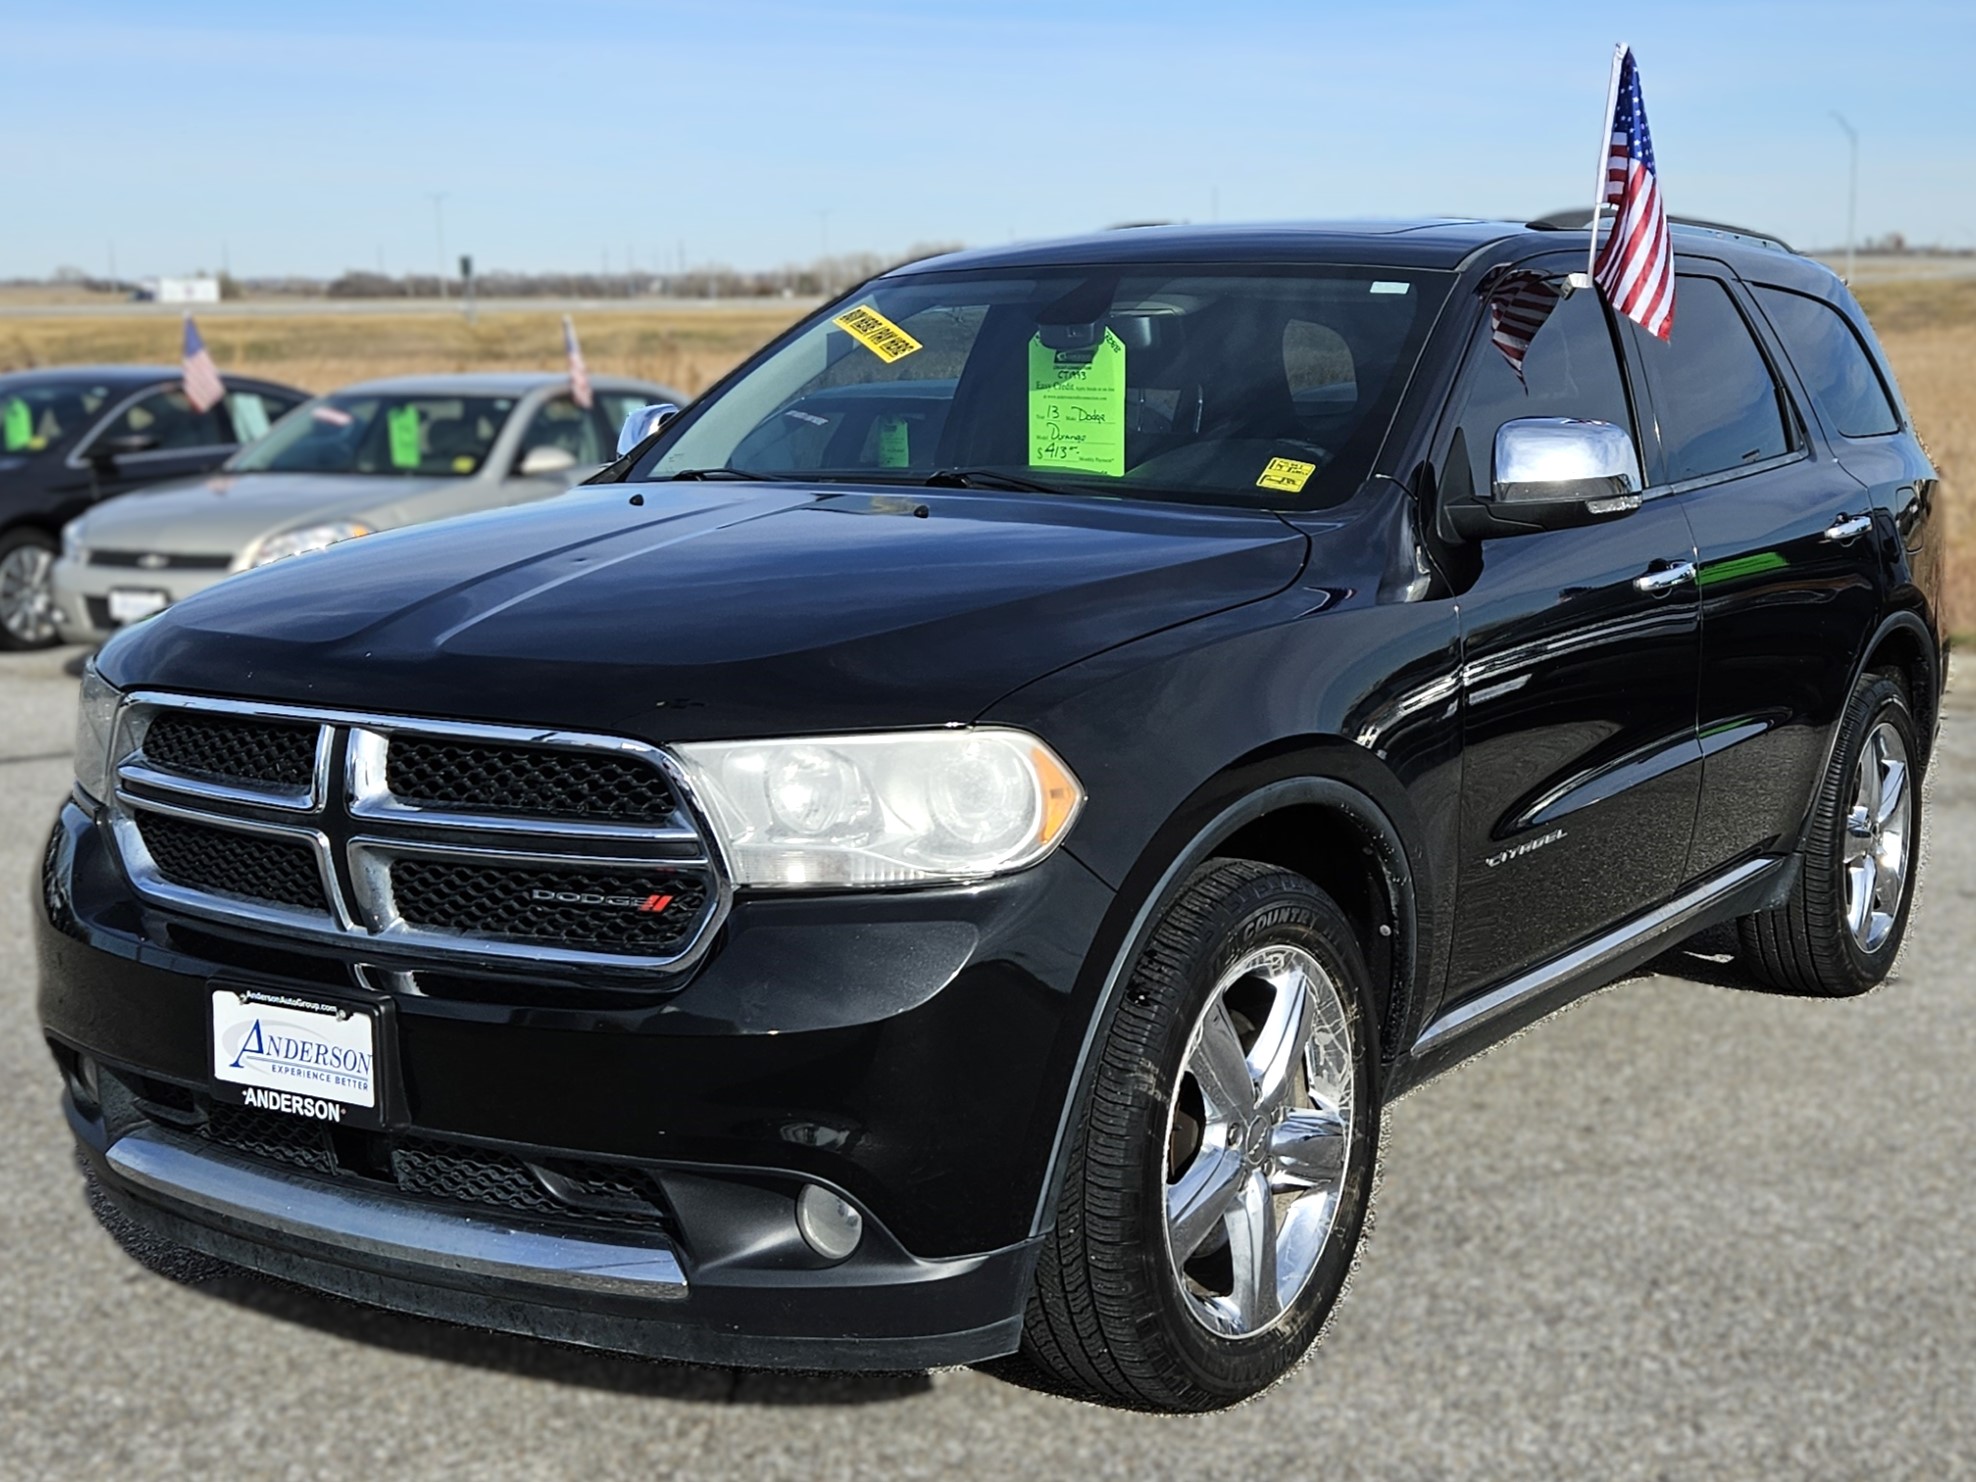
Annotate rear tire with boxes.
[1736,672,1922,996]
[1002,859,1379,1412]
[0,526,60,651]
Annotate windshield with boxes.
[1,379,116,455]
[631,265,1448,508]
[230,394,516,476]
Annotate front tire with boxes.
[1736,671,1922,996]
[1008,859,1379,1412]
[0,527,61,651]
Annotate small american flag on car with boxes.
[1591,44,1674,340]
[563,315,593,410]
[180,314,225,413]
[1487,271,1562,383]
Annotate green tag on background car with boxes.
[1028,331,1125,477]
[876,416,910,468]
[386,406,422,469]
[2,398,31,452]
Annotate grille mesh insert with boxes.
[389,860,706,953]
[136,811,327,913]
[201,1103,337,1175]
[143,712,316,789]
[386,737,677,823]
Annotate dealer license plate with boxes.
[107,587,170,625]
[210,988,381,1129]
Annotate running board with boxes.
[1409,855,1784,1062]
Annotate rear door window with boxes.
[1751,286,1899,438]
[1633,277,1792,483]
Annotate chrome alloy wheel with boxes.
[1844,720,1912,954]
[1162,943,1357,1338]
[0,542,57,645]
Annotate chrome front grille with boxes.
[105,693,726,975]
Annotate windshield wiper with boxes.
[662,467,783,482]
[922,468,1066,495]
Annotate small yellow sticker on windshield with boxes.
[452,455,476,473]
[832,305,922,363]
[1257,457,1317,494]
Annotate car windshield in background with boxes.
[634,266,1449,509]
[1,380,115,455]
[230,395,516,477]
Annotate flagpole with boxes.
[1589,42,1628,279]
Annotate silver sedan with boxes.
[51,372,679,645]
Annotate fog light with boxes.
[796,1183,863,1261]
[67,1054,101,1118]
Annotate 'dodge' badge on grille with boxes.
[528,888,674,913]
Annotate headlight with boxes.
[61,519,88,562]
[73,664,123,805]
[673,729,1084,888]
[246,520,373,568]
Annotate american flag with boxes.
[563,315,593,410]
[1487,271,1562,383]
[180,314,225,413]
[1592,45,1674,340]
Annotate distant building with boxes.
[133,276,221,305]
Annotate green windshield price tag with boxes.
[1028,331,1125,477]
[2,398,31,452]
[386,406,422,469]
[876,415,910,468]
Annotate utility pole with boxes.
[428,192,450,300]
[1831,113,1858,282]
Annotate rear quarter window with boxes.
[1752,285,1900,438]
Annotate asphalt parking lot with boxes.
[1,646,1970,1481]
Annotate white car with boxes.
[53,372,679,644]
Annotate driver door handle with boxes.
[1633,559,1697,596]
[1823,513,1874,544]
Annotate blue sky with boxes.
[5,1,1971,280]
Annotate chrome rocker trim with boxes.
[107,1125,689,1301]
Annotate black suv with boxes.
[39,221,1940,1412]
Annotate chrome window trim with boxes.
[1638,447,1808,505]
[102,692,731,978]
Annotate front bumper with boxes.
[50,557,226,645]
[40,800,1116,1367]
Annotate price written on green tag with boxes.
[1028,331,1125,477]
[386,406,422,469]
[2,399,32,452]
[876,415,911,468]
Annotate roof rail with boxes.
[1526,209,1794,254]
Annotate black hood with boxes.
[100,484,1309,740]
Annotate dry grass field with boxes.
[2,281,1970,632]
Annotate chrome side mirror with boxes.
[517,445,578,478]
[1490,417,1641,510]
[616,403,680,458]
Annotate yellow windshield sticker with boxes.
[386,406,422,469]
[876,415,910,468]
[1028,330,1126,478]
[1256,457,1317,494]
[832,305,922,363]
[451,454,476,473]
[2,399,30,452]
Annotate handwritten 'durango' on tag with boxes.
[1028,331,1126,478]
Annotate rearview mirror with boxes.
[616,403,680,458]
[517,445,578,478]
[1452,418,1642,538]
